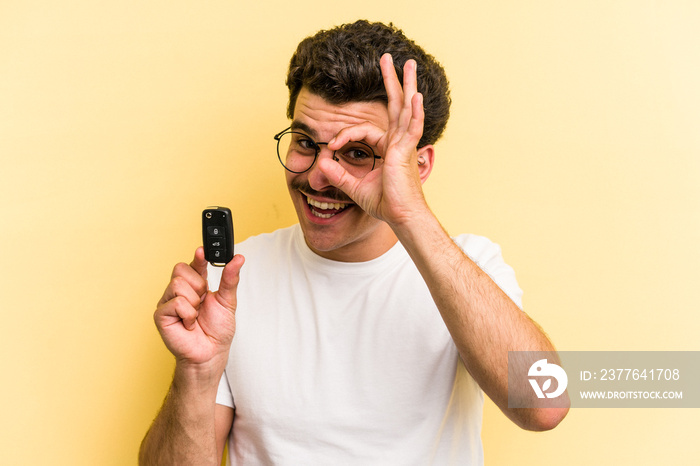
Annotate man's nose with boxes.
[306,145,336,191]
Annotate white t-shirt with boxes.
[210,224,522,465]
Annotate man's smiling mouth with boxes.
[305,195,352,219]
[306,195,351,219]
[290,179,355,220]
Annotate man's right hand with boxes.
[140,248,243,465]
[154,247,245,367]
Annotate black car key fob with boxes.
[202,206,234,266]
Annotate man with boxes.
[140,20,568,465]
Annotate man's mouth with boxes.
[305,195,351,219]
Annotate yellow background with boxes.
[1,1,698,464]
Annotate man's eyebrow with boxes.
[290,121,318,139]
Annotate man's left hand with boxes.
[318,53,432,228]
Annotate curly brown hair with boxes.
[286,20,451,148]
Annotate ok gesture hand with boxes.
[319,53,433,229]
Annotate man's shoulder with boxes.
[453,232,523,309]
[452,233,504,260]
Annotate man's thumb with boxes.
[216,254,245,309]
[318,158,359,197]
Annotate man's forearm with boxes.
[392,209,567,430]
[139,363,223,466]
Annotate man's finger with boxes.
[402,59,418,101]
[155,296,198,331]
[160,260,207,305]
[380,53,403,124]
[190,246,209,277]
[317,158,362,199]
[327,121,385,152]
[406,93,425,145]
[398,60,418,130]
[169,275,205,308]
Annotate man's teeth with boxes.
[306,197,348,211]
[306,196,350,218]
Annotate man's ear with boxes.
[417,144,435,184]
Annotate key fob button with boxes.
[208,226,224,236]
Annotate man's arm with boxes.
[139,365,226,465]
[321,54,568,430]
[215,405,234,462]
[139,249,244,465]
[392,208,569,430]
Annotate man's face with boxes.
[285,87,398,262]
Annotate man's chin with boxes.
[299,228,352,258]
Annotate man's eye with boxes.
[346,149,371,160]
[292,136,317,154]
[299,139,315,149]
[339,144,373,163]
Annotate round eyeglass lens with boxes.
[277,131,317,173]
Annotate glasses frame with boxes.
[274,127,381,175]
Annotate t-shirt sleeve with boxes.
[216,370,235,408]
[453,234,524,309]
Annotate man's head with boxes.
[285,20,451,149]
[281,21,449,262]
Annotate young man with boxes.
[140,20,568,465]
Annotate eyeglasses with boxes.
[274,127,381,177]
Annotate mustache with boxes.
[289,180,354,203]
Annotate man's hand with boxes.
[318,53,432,228]
[140,249,243,465]
[154,247,245,367]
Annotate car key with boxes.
[202,206,234,266]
